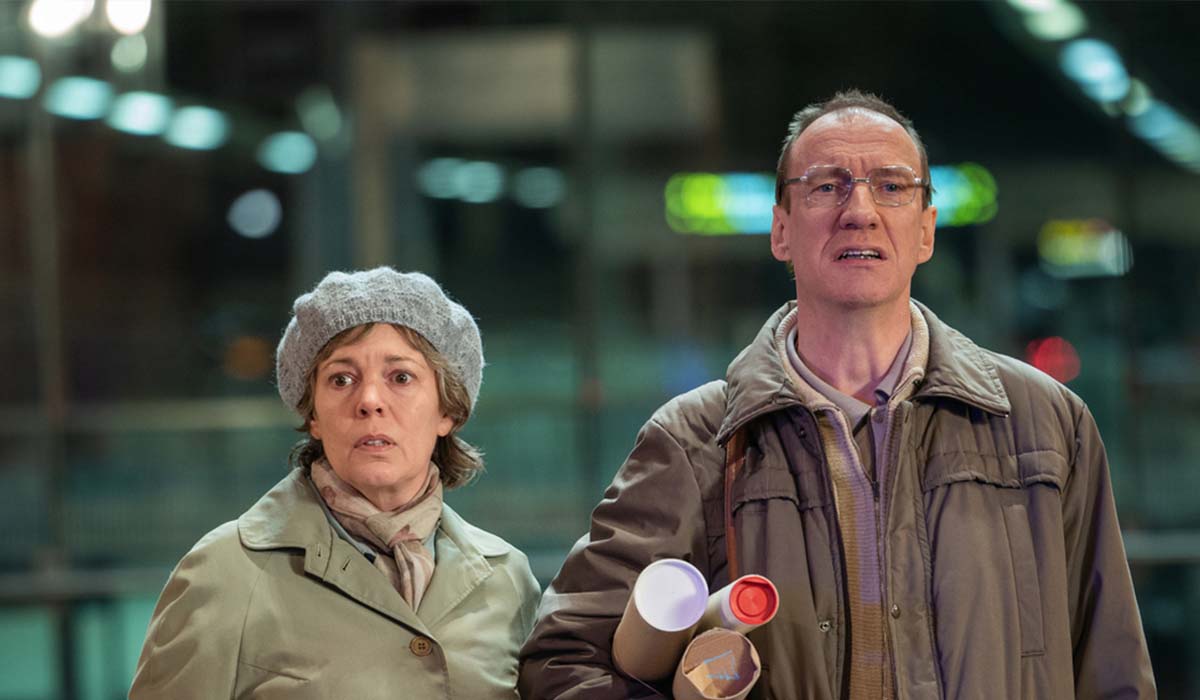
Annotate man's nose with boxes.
[356,379,386,416]
[839,181,880,230]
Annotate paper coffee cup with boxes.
[612,558,709,682]
[672,628,762,700]
[700,574,779,635]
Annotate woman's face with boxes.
[309,324,453,510]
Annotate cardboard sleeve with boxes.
[699,574,779,635]
[611,558,709,682]
[672,628,762,700]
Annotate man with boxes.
[519,90,1155,699]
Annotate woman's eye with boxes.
[392,372,413,384]
[330,373,354,387]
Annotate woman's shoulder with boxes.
[440,503,521,558]
[439,505,541,610]
[171,520,267,592]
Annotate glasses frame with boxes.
[781,164,928,208]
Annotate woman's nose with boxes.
[356,380,386,416]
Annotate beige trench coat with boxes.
[519,301,1155,699]
[130,469,540,699]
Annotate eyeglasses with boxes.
[781,165,927,208]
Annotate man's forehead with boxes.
[791,108,918,166]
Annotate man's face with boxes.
[770,109,937,313]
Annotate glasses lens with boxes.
[803,167,852,207]
[870,166,918,206]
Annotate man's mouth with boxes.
[837,249,883,260]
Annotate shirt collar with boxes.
[784,323,913,425]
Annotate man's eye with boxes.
[813,183,838,193]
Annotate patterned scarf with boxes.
[310,458,443,610]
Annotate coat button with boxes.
[818,619,832,633]
[890,604,902,619]
[410,636,434,656]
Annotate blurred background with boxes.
[2,0,1199,697]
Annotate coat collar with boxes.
[237,470,510,631]
[716,299,1011,444]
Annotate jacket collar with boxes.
[716,299,1010,443]
[238,470,508,630]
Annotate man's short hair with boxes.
[775,89,933,209]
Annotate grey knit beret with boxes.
[275,267,483,415]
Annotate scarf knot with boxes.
[311,459,443,610]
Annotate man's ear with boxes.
[770,204,791,262]
[917,205,937,264]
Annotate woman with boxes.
[130,267,540,699]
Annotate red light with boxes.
[1025,337,1081,383]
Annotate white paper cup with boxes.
[612,558,709,682]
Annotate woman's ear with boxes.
[436,413,453,438]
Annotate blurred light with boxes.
[28,0,94,38]
[1023,2,1086,41]
[1128,100,1200,172]
[667,173,725,234]
[43,76,112,120]
[1006,0,1060,12]
[0,56,41,99]
[452,160,504,204]
[164,105,229,150]
[105,90,171,135]
[296,85,343,142]
[110,33,147,73]
[1038,218,1133,278]
[721,174,776,232]
[256,131,317,174]
[1121,78,1152,117]
[928,162,999,227]
[104,0,151,35]
[1128,100,1182,142]
[663,167,992,235]
[665,172,773,235]
[223,335,272,380]
[512,167,566,208]
[1059,39,1130,103]
[1025,337,1081,383]
[227,189,282,239]
[416,158,463,199]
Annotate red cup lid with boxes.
[730,575,778,625]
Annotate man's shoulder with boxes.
[648,379,728,445]
[922,303,1086,426]
[983,347,1086,415]
[969,346,1089,455]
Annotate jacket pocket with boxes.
[1001,501,1045,656]
[922,451,1058,660]
[235,661,311,699]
